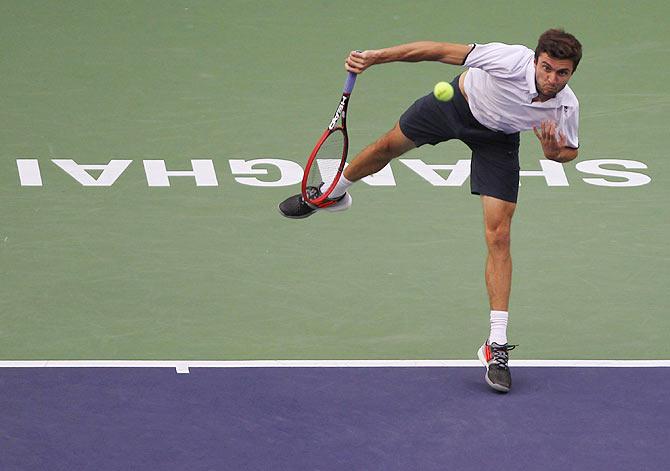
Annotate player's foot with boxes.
[278,185,352,219]
[477,340,517,393]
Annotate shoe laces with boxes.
[304,184,343,204]
[490,343,517,370]
[305,185,322,200]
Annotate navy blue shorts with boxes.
[399,75,521,203]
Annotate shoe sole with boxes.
[477,345,511,393]
[277,193,351,219]
[277,204,316,219]
[323,193,352,212]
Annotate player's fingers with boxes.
[350,51,368,67]
[345,64,362,74]
[347,54,366,67]
[345,57,364,73]
[547,122,556,141]
[546,121,557,141]
[346,51,363,64]
[358,50,378,67]
[541,121,549,139]
[532,126,542,140]
[558,131,567,146]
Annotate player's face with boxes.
[534,52,574,98]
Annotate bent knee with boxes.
[375,125,415,159]
[485,226,511,251]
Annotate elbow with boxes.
[437,43,473,65]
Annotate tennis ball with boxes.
[433,81,454,101]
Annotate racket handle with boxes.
[343,72,357,94]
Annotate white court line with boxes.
[0,359,669,373]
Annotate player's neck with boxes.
[532,94,554,103]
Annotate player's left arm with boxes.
[532,120,578,163]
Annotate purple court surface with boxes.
[1,367,668,470]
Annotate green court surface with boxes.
[1,1,668,360]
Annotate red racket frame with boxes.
[301,73,356,208]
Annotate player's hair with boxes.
[535,29,582,71]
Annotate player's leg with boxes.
[340,122,415,183]
[322,122,415,199]
[477,195,518,393]
[278,85,459,219]
[468,137,520,393]
[482,195,516,312]
[278,123,415,218]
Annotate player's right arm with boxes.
[345,42,473,74]
[533,120,579,163]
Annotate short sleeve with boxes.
[560,104,579,148]
[464,42,533,79]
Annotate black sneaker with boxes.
[278,186,351,219]
[477,340,517,393]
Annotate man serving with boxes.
[279,29,582,393]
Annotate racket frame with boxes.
[301,72,357,208]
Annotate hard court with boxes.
[1,1,668,469]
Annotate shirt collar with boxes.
[526,61,538,98]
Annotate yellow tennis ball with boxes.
[433,81,454,101]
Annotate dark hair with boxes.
[535,29,582,71]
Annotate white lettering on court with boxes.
[398,159,471,186]
[143,160,218,187]
[520,160,569,186]
[16,159,43,186]
[11,158,655,189]
[575,159,651,187]
[52,160,133,186]
[317,160,396,186]
[228,159,303,187]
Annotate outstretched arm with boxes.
[345,42,473,74]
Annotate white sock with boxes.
[488,310,508,345]
[328,174,353,198]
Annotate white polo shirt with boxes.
[463,42,579,148]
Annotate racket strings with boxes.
[306,130,345,192]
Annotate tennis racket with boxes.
[301,71,357,208]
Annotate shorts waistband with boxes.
[449,74,519,146]
[449,74,487,130]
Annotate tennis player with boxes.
[279,29,582,393]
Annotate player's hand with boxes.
[345,50,377,74]
[533,120,567,160]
